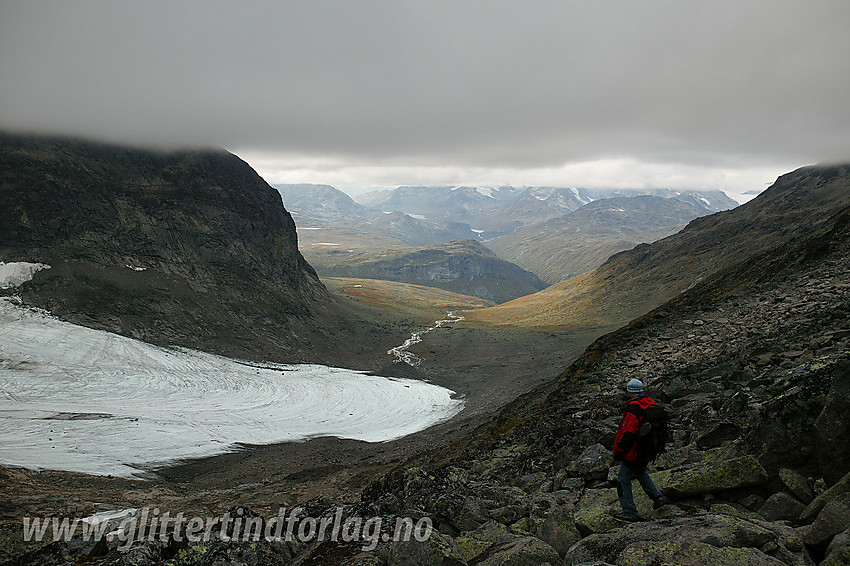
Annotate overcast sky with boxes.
[2,1,849,201]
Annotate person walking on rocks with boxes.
[611,378,669,521]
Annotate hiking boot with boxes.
[653,494,670,510]
[609,510,642,522]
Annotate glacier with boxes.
[0,297,464,478]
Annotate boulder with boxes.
[616,539,785,566]
[802,491,850,547]
[655,455,769,497]
[696,421,743,449]
[822,526,850,566]
[533,502,581,558]
[454,521,517,563]
[338,554,384,566]
[565,444,611,480]
[553,473,585,493]
[426,494,488,532]
[473,536,561,566]
[514,472,549,493]
[488,504,528,525]
[758,492,806,522]
[565,514,794,566]
[799,470,850,524]
[573,488,621,536]
[386,532,466,566]
[778,468,815,504]
[815,359,850,486]
[471,483,528,510]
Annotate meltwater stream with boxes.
[388,313,464,367]
[0,298,464,478]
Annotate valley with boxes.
[1,136,848,566]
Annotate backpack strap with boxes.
[625,402,645,418]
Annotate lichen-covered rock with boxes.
[759,492,806,522]
[454,521,517,563]
[815,359,850,486]
[565,443,611,480]
[338,553,385,566]
[799,470,850,524]
[656,455,769,497]
[553,473,585,494]
[564,514,801,566]
[472,536,561,566]
[426,494,488,533]
[488,503,528,525]
[387,532,466,566]
[778,468,815,505]
[802,491,850,547]
[513,472,549,493]
[616,539,786,566]
[471,483,528,510]
[404,467,436,499]
[696,421,743,449]
[708,502,762,521]
[532,501,581,558]
[822,526,850,566]
[574,488,621,536]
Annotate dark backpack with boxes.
[637,403,670,461]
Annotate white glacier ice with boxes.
[0,262,51,289]
[0,298,464,478]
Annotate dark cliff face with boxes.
[0,134,332,361]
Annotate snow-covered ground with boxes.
[0,297,464,478]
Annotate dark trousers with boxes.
[617,461,662,517]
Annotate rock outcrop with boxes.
[0,134,345,362]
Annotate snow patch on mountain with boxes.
[0,262,50,289]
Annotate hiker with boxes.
[611,378,669,521]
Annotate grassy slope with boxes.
[322,276,493,324]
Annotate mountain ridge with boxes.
[487,195,713,283]
[466,164,850,328]
[0,134,363,364]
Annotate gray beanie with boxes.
[626,378,644,393]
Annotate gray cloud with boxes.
[2,1,849,178]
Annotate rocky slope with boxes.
[328,191,850,566]
[488,195,713,284]
[308,239,548,304]
[0,134,357,363]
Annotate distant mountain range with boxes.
[487,195,715,283]
[276,183,739,293]
[354,184,737,238]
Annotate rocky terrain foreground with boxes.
[5,201,849,564]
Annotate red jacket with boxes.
[613,396,655,463]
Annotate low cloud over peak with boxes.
[2,1,848,191]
